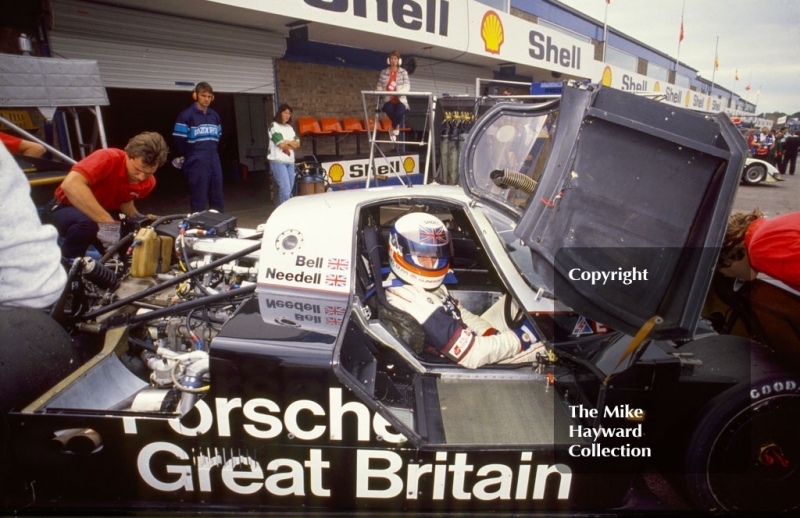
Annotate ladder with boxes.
[360,90,437,188]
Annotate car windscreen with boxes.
[465,107,560,211]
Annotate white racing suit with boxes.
[385,281,542,369]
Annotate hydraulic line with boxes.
[49,258,84,319]
[81,241,261,320]
[99,233,133,264]
[124,284,256,326]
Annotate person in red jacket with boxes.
[718,208,800,291]
[0,130,46,157]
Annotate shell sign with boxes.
[481,11,504,54]
[403,156,415,173]
[600,66,613,87]
[328,163,345,183]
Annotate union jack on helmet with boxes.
[388,213,452,289]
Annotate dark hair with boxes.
[274,104,293,124]
[195,81,214,95]
[125,132,169,168]
[388,50,401,61]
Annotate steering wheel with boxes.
[504,293,527,329]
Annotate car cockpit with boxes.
[351,198,542,372]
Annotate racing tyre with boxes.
[0,309,82,412]
[683,371,800,511]
[742,163,767,185]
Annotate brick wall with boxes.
[276,60,379,157]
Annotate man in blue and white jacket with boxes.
[173,82,224,213]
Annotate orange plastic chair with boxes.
[297,117,331,154]
[379,116,410,134]
[342,118,366,154]
[320,118,347,134]
[363,117,379,132]
[378,118,393,132]
[297,117,331,137]
[342,118,365,133]
[319,118,351,154]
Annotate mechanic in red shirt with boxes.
[43,132,168,258]
[717,208,800,292]
[0,130,46,157]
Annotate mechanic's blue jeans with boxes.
[47,205,99,258]
[270,161,295,206]
[382,102,407,130]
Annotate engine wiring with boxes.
[53,212,260,414]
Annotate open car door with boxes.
[461,82,747,340]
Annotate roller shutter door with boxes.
[49,0,284,93]
[410,58,490,98]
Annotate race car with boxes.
[2,83,799,514]
[742,156,780,185]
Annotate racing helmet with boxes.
[388,213,452,289]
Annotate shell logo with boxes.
[600,66,613,86]
[481,11,504,55]
[653,82,661,93]
[403,157,416,173]
[684,91,691,107]
[328,163,345,183]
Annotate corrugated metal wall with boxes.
[410,58,491,98]
[49,0,284,93]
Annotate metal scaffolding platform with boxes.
[361,90,436,188]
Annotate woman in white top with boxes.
[376,51,410,141]
[268,104,300,206]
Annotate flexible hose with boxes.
[49,259,84,319]
[99,233,133,264]
[489,169,538,195]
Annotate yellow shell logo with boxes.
[328,163,345,183]
[403,157,415,174]
[601,66,613,86]
[654,82,661,92]
[685,91,690,107]
[481,11,504,55]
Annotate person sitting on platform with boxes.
[376,51,410,142]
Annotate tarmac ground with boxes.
[135,167,276,229]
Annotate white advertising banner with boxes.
[322,154,421,185]
[216,0,595,77]
[588,63,732,114]
[223,0,464,47]
[463,4,595,77]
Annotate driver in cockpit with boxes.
[384,212,544,369]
